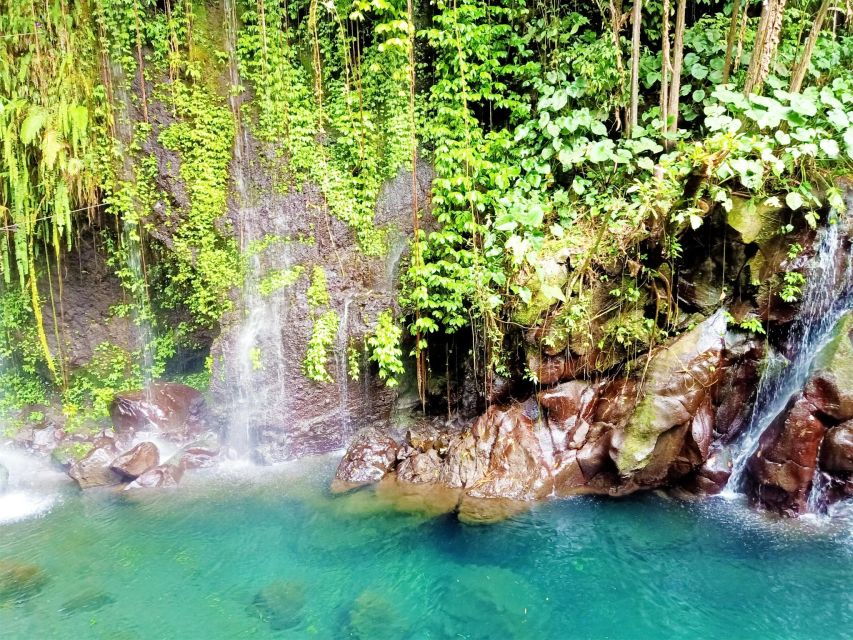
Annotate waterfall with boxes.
[726,215,853,493]
[122,220,156,390]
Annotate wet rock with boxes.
[821,421,853,472]
[59,589,116,617]
[124,462,184,490]
[804,312,853,421]
[110,442,160,480]
[68,443,122,489]
[110,382,208,442]
[331,427,400,492]
[681,445,733,495]
[171,432,221,469]
[396,447,443,484]
[0,560,47,604]
[345,590,408,640]
[745,394,826,515]
[714,337,764,442]
[250,580,306,631]
[613,310,726,475]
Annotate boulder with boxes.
[250,580,306,631]
[745,394,826,515]
[821,421,853,472]
[804,312,853,421]
[171,431,221,469]
[613,310,726,474]
[124,462,184,490]
[68,443,122,489]
[345,590,409,639]
[0,560,48,604]
[110,442,160,480]
[332,427,400,492]
[713,337,764,442]
[110,382,208,442]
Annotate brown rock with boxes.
[172,432,221,469]
[68,443,122,489]
[110,442,159,480]
[124,463,184,490]
[821,421,853,472]
[110,382,208,442]
[745,394,826,514]
[331,427,399,491]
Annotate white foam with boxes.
[0,490,58,524]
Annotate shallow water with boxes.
[1,457,851,639]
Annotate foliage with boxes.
[258,266,304,297]
[367,310,405,387]
[303,310,340,383]
[306,265,330,307]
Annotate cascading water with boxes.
[335,295,353,445]
[122,220,156,390]
[726,215,853,494]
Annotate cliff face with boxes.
[207,139,435,461]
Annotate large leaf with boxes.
[20,107,47,145]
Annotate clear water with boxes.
[1,457,851,639]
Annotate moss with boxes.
[727,196,783,245]
[814,311,853,390]
[306,266,330,308]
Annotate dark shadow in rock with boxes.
[59,588,117,617]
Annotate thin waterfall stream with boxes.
[726,214,853,495]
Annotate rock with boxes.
[124,462,184,490]
[250,580,306,631]
[0,560,47,604]
[804,311,853,421]
[713,337,764,442]
[821,421,853,472]
[456,496,530,525]
[396,447,443,484]
[110,442,160,479]
[373,476,461,517]
[68,443,122,489]
[745,394,826,515]
[345,590,408,640]
[171,431,221,469]
[59,589,116,617]
[331,427,400,492]
[0,463,7,493]
[110,382,208,442]
[438,565,543,639]
[613,310,726,475]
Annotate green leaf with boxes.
[540,282,566,303]
[789,93,818,117]
[785,192,804,211]
[690,63,708,80]
[819,138,840,158]
[20,107,47,145]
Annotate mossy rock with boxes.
[615,310,726,474]
[250,580,307,631]
[727,196,782,245]
[0,560,48,604]
[813,311,853,392]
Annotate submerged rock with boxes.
[59,588,116,617]
[0,560,47,604]
[110,383,208,442]
[250,580,306,631]
[344,590,409,640]
[110,442,160,480]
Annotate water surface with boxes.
[1,457,851,639]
